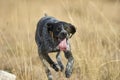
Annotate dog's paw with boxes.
[65,68,72,78]
[60,65,64,72]
[48,75,53,80]
[51,63,59,72]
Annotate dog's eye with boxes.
[56,27,61,31]
[64,26,69,31]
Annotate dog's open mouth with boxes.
[58,38,67,51]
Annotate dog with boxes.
[35,14,76,80]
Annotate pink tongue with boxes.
[58,38,67,51]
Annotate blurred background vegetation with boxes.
[0,0,120,80]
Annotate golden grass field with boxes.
[0,0,120,80]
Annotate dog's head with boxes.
[47,21,76,41]
[47,21,76,51]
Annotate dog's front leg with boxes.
[43,53,59,72]
[56,52,64,71]
[64,50,74,78]
[40,57,53,80]
[38,50,52,80]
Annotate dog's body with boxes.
[35,15,76,80]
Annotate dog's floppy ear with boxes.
[47,23,54,31]
[67,23,76,38]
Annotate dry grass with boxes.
[0,0,120,80]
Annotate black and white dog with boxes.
[35,14,76,80]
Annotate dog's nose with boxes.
[61,32,67,37]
